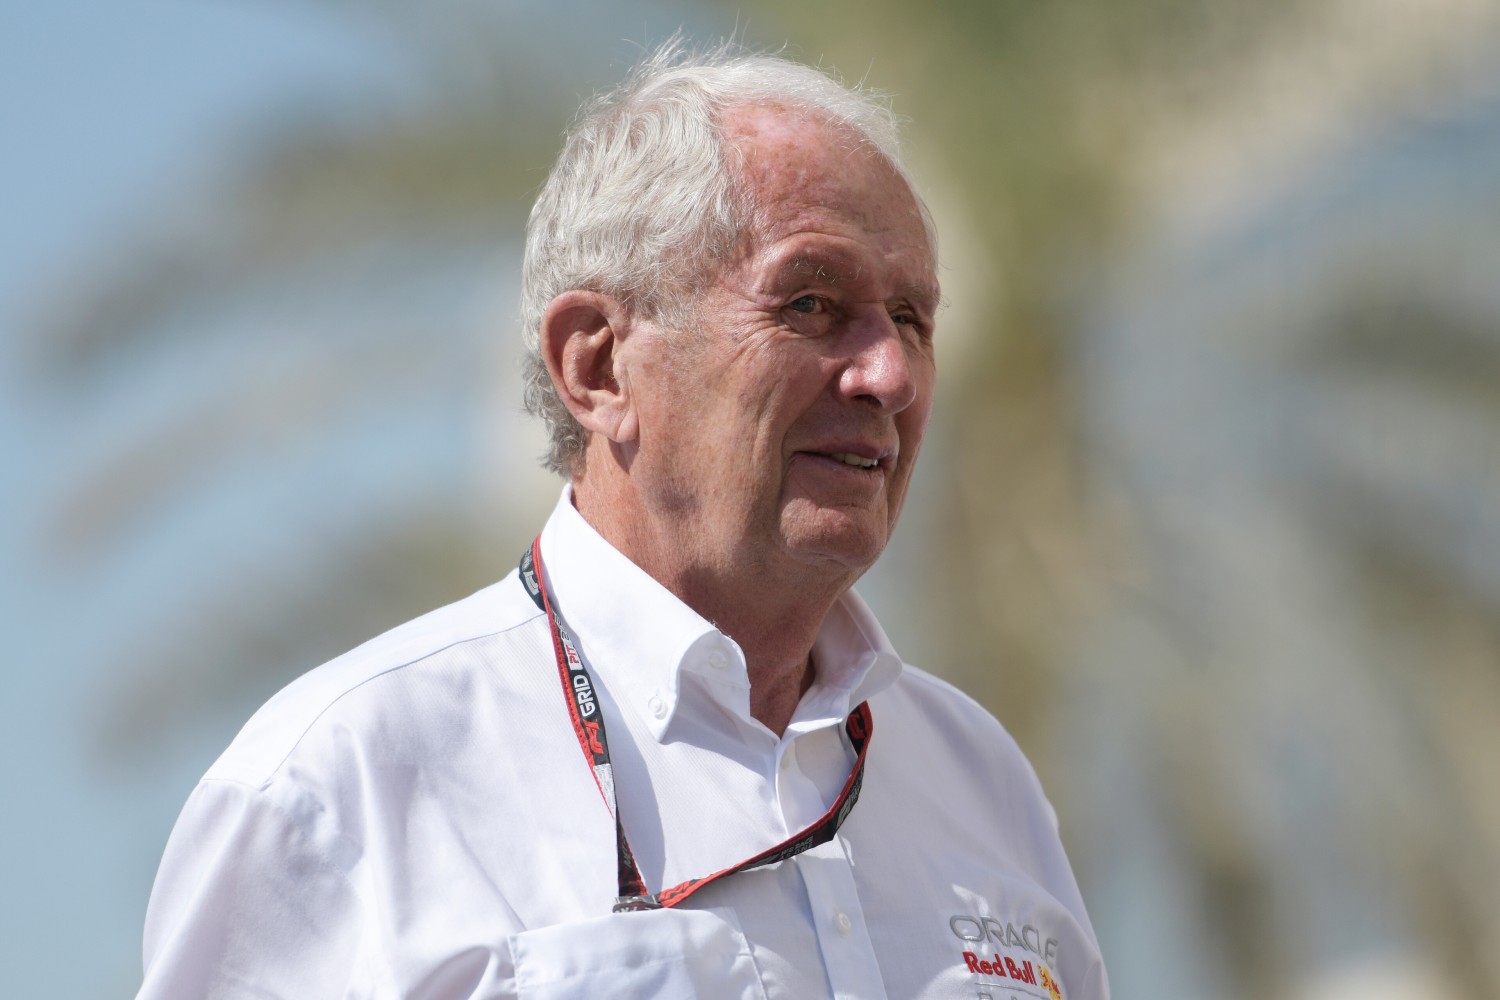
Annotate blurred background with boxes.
[5,1,1500,996]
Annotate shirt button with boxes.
[834,911,852,935]
[708,651,728,670]
[648,695,667,719]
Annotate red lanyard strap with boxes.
[519,538,873,912]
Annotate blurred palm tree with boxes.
[33,7,585,755]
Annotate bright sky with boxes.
[1,3,407,993]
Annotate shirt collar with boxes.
[804,587,903,724]
[538,486,904,741]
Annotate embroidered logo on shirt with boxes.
[949,914,1064,999]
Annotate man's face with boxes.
[624,106,939,586]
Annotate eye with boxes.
[788,294,822,314]
[889,307,931,340]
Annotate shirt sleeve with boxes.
[138,778,367,999]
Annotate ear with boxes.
[539,290,639,444]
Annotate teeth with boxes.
[830,452,879,469]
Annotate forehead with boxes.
[721,105,937,294]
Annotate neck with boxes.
[572,472,849,736]
[677,573,831,735]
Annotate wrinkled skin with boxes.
[620,106,940,597]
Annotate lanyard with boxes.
[519,537,873,912]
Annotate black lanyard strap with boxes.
[519,537,873,912]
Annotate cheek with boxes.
[898,397,933,452]
[737,369,821,441]
[907,364,938,430]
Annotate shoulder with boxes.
[203,570,547,790]
[874,663,1059,828]
[883,663,1021,748]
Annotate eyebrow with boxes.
[768,245,940,312]
[784,253,860,284]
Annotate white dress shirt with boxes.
[139,489,1108,999]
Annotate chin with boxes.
[778,505,891,576]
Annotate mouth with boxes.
[796,444,896,475]
[824,452,881,470]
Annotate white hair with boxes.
[520,39,930,475]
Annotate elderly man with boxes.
[139,43,1107,1000]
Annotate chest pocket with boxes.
[510,906,768,1000]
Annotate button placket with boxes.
[774,741,826,831]
[795,839,888,1000]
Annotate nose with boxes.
[838,311,919,412]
